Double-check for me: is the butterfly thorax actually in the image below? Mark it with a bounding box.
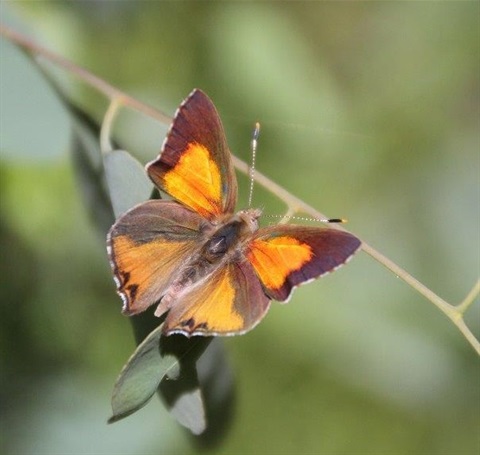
[185,207,262,275]
[154,207,262,316]
[204,207,262,260]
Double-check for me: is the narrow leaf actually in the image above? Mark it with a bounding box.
[109,323,213,425]
[158,335,213,435]
[159,338,234,440]
[169,389,206,436]
[104,149,152,219]
[70,111,114,234]
[108,324,177,423]
[194,339,235,446]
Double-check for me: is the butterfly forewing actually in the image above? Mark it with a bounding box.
[147,89,237,221]
[108,200,208,314]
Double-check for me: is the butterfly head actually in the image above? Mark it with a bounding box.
[236,207,262,234]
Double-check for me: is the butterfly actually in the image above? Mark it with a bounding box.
[107,89,361,337]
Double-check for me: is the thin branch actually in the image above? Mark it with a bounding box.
[2,23,478,355]
[454,317,480,356]
[456,280,480,315]
[100,98,122,154]
[0,24,171,125]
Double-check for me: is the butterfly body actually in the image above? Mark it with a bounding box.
[107,89,361,337]
[151,208,261,319]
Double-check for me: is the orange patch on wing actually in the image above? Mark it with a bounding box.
[173,267,244,333]
[163,142,222,218]
[112,235,186,310]
[247,237,313,291]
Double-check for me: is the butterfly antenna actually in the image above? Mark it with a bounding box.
[266,214,347,224]
[248,122,260,207]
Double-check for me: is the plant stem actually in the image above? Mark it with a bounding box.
[100,98,122,154]
[1,23,478,355]
[456,280,480,315]
[0,24,171,125]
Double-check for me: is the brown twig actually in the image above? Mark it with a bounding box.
[1,23,478,355]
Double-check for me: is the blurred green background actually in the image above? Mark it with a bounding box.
[1,2,479,454]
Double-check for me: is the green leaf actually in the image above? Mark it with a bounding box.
[195,339,234,446]
[109,324,213,427]
[104,149,153,219]
[159,338,235,441]
[69,108,115,234]
[108,324,176,423]
[168,389,206,435]
[156,334,211,435]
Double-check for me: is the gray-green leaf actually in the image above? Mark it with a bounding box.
[103,149,152,219]
[109,324,178,423]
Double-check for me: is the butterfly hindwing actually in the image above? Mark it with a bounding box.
[107,200,208,315]
[162,260,271,336]
[246,226,361,301]
[147,89,237,220]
